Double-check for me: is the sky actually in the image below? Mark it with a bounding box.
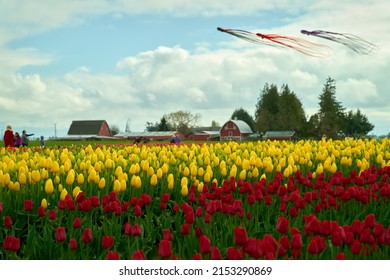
[1,0,390,139]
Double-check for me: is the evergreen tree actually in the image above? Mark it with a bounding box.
[344,109,374,137]
[318,77,345,139]
[254,83,280,133]
[231,107,255,130]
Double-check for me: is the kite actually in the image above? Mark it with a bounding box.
[217,27,330,58]
[300,29,377,55]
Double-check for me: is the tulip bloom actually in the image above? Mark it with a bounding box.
[4,216,13,227]
[159,239,172,258]
[73,217,82,228]
[181,223,190,235]
[163,229,173,241]
[226,247,242,260]
[48,209,57,220]
[276,217,289,234]
[37,206,45,218]
[107,251,120,260]
[102,236,114,249]
[211,246,222,260]
[199,235,211,254]
[24,200,33,212]
[234,227,248,246]
[55,227,67,242]
[131,224,141,236]
[2,236,20,252]
[132,250,146,260]
[70,238,78,251]
[82,228,93,243]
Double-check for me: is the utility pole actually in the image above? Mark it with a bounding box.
[54,123,57,138]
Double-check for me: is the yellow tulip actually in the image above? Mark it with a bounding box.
[45,178,54,195]
[60,188,68,200]
[113,179,121,192]
[72,186,81,198]
[66,170,75,186]
[150,174,158,186]
[239,169,246,181]
[31,170,41,183]
[77,173,85,185]
[41,198,48,209]
[120,179,127,191]
[19,172,27,185]
[98,177,106,189]
[181,185,188,197]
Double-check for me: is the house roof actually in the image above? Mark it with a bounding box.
[226,119,253,134]
[67,120,108,135]
[264,131,296,138]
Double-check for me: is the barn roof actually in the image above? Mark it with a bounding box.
[264,131,296,138]
[227,119,253,134]
[67,120,108,135]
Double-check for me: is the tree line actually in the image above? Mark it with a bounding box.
[142,77,374,139]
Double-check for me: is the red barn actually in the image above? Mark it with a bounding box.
[220,119,253,141]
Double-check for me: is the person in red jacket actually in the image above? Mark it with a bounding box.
[4,125,15,148]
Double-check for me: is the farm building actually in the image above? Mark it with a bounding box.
[186,126,221,141]
[64,120,113,140]
[220,119,253,141]
[264,131,297,141]
[114,131,184,142]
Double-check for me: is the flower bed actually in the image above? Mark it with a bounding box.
[1,138,390,259]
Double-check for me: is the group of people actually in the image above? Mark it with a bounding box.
[3,125,42,148]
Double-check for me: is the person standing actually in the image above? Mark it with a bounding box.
[22,130,34,147]
[14,132,22,148]
[4,125,14,148]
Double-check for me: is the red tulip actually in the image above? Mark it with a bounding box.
[48,209,57,220]
[360,228,375,244]
[226,247,242,260]
[82,228,93,243]
[244,237,264,259]
[276,217,289,234]
[192,253,202,260]
[234,226,248,246]
[180,223,190,235]
[195,206,203,217]
[107,250,120,260]
[307,236,326,255]
[159,239,172,258]
[102,235,114,249]
[132,250,146,260]
[141,193,152,205]
[2,236,20,252]
[351,240,362,255]
[364,214,376,228]
[123,222,132,235]
[73,217,82,228]
[163,229,173,241]
[55,227,67,242]
[4,216,13,227]
[134,205,142,216]
[24,199,33,212]
[199,235,211,254]
[70,238,78,250]
[336,252,346,260]
[131,224,141,236]
[161,193,170,203]
[211,246,222,260]
[331,229,344,246]
[195,227,203,238]
[291,233,303,249]
[37,206,45,217]
[289,207,298,218]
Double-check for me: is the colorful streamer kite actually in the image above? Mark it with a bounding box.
[300,29,377,55]
[217,27,330,58]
